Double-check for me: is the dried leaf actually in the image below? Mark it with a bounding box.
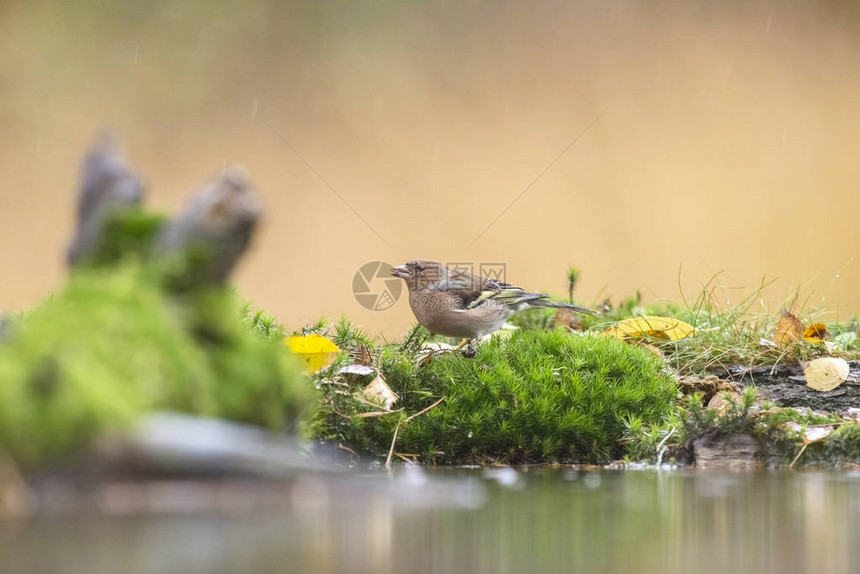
[604,316,695,341]
[551,308,583,331]
[284,334,340,373]
[357,344,374,366]
[707,391,742,414]
[635,341,663,357]
[415,342,457,366]
[773,309,804,348]
[803,323,829,343]
[803,357,850,392]
[363,373,398,410]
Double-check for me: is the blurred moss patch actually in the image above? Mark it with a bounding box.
[0,264,310,469]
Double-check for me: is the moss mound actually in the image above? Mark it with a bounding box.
[319,330,679,464]
[0,264,310,469]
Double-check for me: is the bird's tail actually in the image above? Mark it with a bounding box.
[528,299,596,315]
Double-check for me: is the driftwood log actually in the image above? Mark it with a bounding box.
[725,362,860,412]
[67,133,262,284]
[67,132,144,265]
[156,168,262,284]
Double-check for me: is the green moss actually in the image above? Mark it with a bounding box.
[0,264,311,469]
[316,330,678,465]
[76,208,167,268]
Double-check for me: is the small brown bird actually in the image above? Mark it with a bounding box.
[391,260,594,351]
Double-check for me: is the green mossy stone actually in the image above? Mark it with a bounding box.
[0,265,311,469]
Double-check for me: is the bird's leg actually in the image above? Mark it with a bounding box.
[460,338,477,358]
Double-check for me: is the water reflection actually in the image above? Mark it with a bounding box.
[2,469,860,573]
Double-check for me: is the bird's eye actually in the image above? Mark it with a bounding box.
[416,265,425,272]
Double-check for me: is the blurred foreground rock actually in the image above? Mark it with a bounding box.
[94,413,329,478]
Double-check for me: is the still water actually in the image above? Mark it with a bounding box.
[2,467,860,574]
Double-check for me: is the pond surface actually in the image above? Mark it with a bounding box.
[3,467,860,574]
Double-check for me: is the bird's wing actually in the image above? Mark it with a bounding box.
[435,281,546,310]
[468,285,548,309]
[433,267,548,310]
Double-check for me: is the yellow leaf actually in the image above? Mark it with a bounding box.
[803,357,850,392]
[604,316,695,341]
[284,334,340,373]
[803,323,829,344]
[773,309,804,348]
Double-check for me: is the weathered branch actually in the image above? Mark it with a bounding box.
[155,167,262,285]
[67,132,144,266]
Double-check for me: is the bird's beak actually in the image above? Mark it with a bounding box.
[391,265,410,279]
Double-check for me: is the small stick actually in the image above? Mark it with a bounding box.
[385,423,401,470]
[789,444,807,469]
[655,427,676,468]
[337,444,357,456]
[385,397,446,469]
[355,408,404,418]
[404,396,446,423]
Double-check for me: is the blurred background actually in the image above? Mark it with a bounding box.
[1,0,859,341]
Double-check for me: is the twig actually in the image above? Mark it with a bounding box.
[404,396,446,423]
[385,397,447,470]
[789,444,808,469]
[337,444,357,456]
[355,408,404,418]
[385,423,401,470]
[353,395,397,410]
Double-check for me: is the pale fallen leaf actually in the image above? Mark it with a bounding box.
[802,425,833,444]
[337,364,376,376]
[780,421,802,433]
[363,373,398,410]
[789,422,836,468]
[707,391,743,415]
[803,357,850,392]
[759,338,778,349]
